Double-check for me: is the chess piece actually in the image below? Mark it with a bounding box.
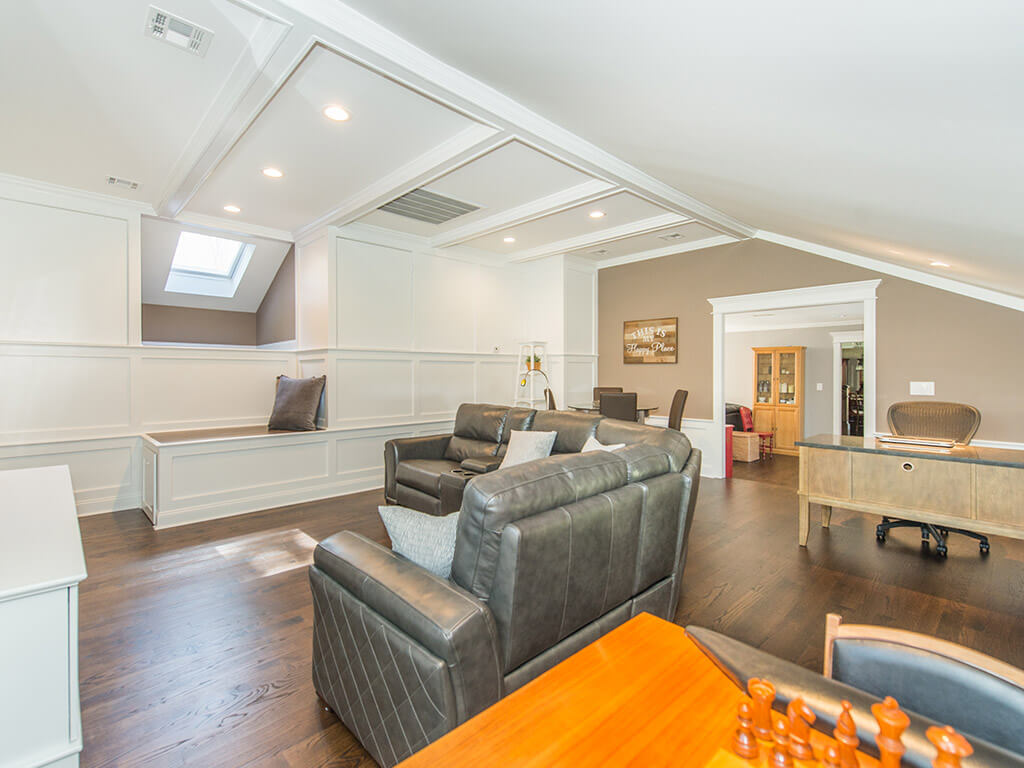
[787,696,816,761]
[872,696,910,768]
[734,700,760,759]
[823,745,842,768]
[927,725,973,768]
[772,716,795,768]
[834,700,860,768]
[748,677,777,741]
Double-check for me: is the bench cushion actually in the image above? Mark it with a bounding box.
[396,459,461,496]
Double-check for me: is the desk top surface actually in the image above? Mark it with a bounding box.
[798,433,1024,469]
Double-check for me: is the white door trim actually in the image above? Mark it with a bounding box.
[830,330,864,435]
[707,280,880,478]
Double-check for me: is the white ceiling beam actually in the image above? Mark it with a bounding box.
[173,212,295,244]
[508,213,690,263]
[155,9,296,218]
[292,124,506,243]
[429,179,615,249]
[595,234,738,270]
[275,0,757,240]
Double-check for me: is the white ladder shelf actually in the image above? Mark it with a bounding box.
[513,341,549,408]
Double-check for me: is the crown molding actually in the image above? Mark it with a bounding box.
[0,172,155,217]
[508,213,690,263]
[709,279,881,314]
[830,330,865,343]
[727,319,863,333]
[757,230,1024,313]
[595,234,737,270]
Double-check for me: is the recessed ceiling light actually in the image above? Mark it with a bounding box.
[589,210,605,219]
[930,260,951,268]
[888,249,903,255]
[262,167,283,178]
[223,204,241,214]
[503,236,516,244]
[323,105,350,122]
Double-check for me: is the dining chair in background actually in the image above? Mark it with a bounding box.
[593,386,623,402]
[668,389,688,431]
[544,387,557,410]
[599,392,638,422]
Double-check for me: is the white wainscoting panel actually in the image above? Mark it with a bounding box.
[475,263,525,354]
[336,237,414,349]
[413,253,477,352]
[334,357,415,425]
[169,440,330,500]
[0,197,129,345]
[477,359,517,404]
[417,359,475,419]
[565,264,597,355]
[564,356,598,408]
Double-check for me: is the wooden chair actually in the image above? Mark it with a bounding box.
[599,392,637,422]
[823,613,1024,756]
[667,389,688,430]
[593,386,623,402]
[544,387,557,410]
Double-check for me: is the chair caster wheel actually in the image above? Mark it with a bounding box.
[980,542,990,555]
[936,546,948,558]
[876,532,886,543]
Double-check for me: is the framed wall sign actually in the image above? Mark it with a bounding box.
[623,317,678,364]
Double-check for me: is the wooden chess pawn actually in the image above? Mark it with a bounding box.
[927,725,973,768]
[787,696,816,761]
[772,716,795,768]
[834,700,860,768]
[872,696,910,768]
[748,677,777,741]
[733,700,760,759]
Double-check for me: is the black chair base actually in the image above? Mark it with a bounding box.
[875,516,990,557]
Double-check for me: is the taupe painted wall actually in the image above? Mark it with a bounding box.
[142,247,295,346]
[598,239,1024,442]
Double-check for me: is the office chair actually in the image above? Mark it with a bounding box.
[593,386,623,402]
[668,389,688,431]
[876,401,987,556]
[543,387,556,410]
[824,613,1024,756]
[599,392,637,422]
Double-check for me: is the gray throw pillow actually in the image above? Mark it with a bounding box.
[378,506,459,579]
[499,429,557,469]
[268,375,325,431]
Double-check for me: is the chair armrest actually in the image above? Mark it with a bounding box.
[312,531,503,721]
[384,434,452,500]
[461,456,503,473]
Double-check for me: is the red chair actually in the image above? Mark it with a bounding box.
[739,406,773,460]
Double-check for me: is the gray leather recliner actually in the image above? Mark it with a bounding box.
[310,429,701,767]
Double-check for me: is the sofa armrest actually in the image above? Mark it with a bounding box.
[384,434,452,500]
[312,531,503,722]
[461,456,503,473]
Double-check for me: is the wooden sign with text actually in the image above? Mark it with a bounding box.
[623,317,677,364]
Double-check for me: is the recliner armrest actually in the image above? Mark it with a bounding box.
[312,531,503,721]
[385,434,452,500]
[461,456,502,473]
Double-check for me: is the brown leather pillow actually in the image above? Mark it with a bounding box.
[268,375,325,431]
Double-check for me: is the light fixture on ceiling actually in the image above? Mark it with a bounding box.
[930,260,951,268]
[888,249,903,255]
[503,236,516,243]
[588,210,605,219]
[223,204,241,214]
[322,105,350,122]
[262,167,283,179]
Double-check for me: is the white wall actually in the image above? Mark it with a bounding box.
[724,325,862,438]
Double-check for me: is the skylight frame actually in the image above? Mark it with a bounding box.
[165,230,255,299]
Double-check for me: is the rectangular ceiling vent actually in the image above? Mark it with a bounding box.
[107,176,140,191]
[657,231,686,241]
[378,188,479,225]
[146,6,213,57]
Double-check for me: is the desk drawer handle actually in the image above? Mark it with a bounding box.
[902,461,915,472]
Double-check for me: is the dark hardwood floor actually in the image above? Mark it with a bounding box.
[77,473,1024,767]
[730,453,799,487]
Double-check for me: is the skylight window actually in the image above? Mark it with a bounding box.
[165,231,254,298]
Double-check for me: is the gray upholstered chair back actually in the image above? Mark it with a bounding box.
[599,391,637,421]
[593,386,623,400]
[668,389,688,431]
[446,403,509,461]
[886,401,981,444]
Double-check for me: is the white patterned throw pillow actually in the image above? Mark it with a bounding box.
[378,506,460,579]
[581,435,626,453]
[499,429,557,469]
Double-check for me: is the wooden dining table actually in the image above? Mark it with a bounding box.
[568,402,659,422]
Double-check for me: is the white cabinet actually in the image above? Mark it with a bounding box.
[0,466,86,768]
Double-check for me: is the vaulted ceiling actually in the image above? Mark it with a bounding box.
[3,0,1022,304]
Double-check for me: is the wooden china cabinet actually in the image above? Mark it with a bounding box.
[751,346,805,456]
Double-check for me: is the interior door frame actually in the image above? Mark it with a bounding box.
[707,279,880,478]
[831,330,865,435]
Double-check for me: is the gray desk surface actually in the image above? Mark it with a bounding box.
[797,433,1024,470]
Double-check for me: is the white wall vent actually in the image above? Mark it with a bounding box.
[378,188,480,225]
[146,6,213,57]
[657,231,686,241]
[107,176,140,191]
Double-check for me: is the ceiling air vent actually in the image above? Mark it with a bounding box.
[107,176,140,191]
[378,188,480,225]
[146,6,213,57]
[657,231,687,241]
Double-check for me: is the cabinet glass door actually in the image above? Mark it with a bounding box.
[755,352,773,404]
[778,351,797,405]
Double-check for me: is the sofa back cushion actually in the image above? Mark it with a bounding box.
[595,419,693,472]
[531,410,602,453]
[445,403,508,461]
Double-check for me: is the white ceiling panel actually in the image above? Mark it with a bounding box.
[142,216,290,312]
[566,222,722,261]
[466,191,671,254]
[0,0,269,202]
[185,44,487,231]
[356,140,600,236]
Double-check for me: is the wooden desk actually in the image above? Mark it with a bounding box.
[398,613,878,768]
[797,434,1024,546]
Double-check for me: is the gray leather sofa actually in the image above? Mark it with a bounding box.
[310,420,700,767]
[385,402,687,515]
